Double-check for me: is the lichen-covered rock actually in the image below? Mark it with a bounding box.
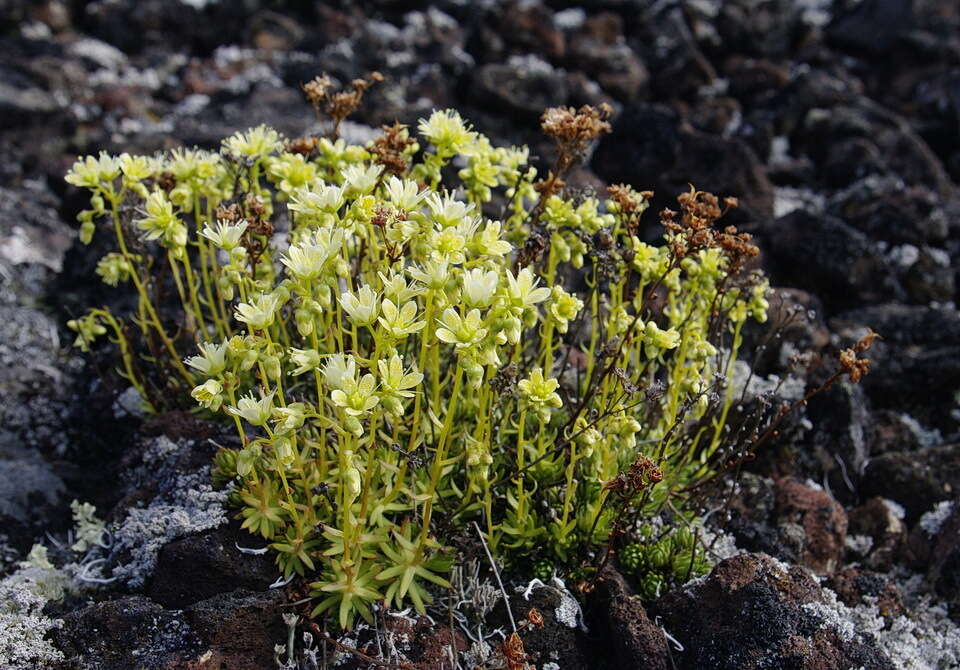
[53,596,201,670]
[825,567,906,622]
[0,575,64,669]
[107,436,229,588]
[862,446,960,523]
[653,553,895,669]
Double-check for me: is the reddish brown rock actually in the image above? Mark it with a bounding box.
[904,500,960,616]
[184,589,287,670]
[590,566,669,670]
[825,567,906,622]
[847,497,905,571]
[774,477,848,574]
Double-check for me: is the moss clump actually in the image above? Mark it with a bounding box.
[619,525,711,601]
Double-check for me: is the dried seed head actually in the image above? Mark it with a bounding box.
[526,608,545,628]
[603,454,663,499]
[369,122,416,176]
[302,71,384,136]
[540,104,613,147]
[285,136,319,156]
[501,632,531,670]
[215,202,242,223]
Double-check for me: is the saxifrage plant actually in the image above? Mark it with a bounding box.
[65,73,778,629]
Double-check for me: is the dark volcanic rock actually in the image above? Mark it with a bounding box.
[80,0,262,55]
[593,103,774,227]
[830,304,960,429]
[186,588,287,670]
[0,443,66,552]
[569,14,648,101]
[821,137,887,187]
[902,245,955,303]
[831,303,960,351]
[487,582,595,670]
[804,380,873,503]
[147,526,276,609]
[653,553,895,670]
[746,287,830,375]
[53,596,201,669]
[484,0,565,62]
[904,500,960,618]
[718,0,819,58]
[472,58,569,120]
[827,177,950,245]
[920,502,960,616]
[847,497,906,572]
[728,473,787,561]
[763,210,902,313]
[828,0,914,53]
[862,446,960,523]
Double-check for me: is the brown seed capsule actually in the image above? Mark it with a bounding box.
[501,632,531,670]
[526,608,545,628]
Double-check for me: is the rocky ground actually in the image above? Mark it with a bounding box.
[1,0,960,668]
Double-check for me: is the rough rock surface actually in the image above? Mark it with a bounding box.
[590,566,669,670]
[862,446,960,523]
[728,474,849,574]
[653,553,895,670]
[147,526,276,609]
[185,588,287,670]
[52,596,201,670]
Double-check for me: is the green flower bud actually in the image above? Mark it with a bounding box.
[344,467,362,504]
[80,218,96,245]
[236,444,262,477]
[295,307,314,337]
[273,436,295,466]
[262,354,282,381]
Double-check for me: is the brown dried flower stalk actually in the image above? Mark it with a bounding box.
[302,71,384,138]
